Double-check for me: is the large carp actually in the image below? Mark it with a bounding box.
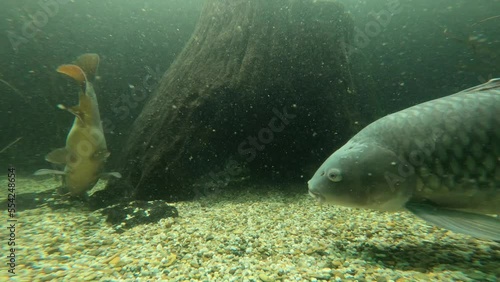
[308,79,500,241]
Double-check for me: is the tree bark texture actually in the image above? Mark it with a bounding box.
[100,0,357,203]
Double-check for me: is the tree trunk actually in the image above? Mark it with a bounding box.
[99,0,356,204]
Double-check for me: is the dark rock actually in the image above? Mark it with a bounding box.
[99,200,178,233]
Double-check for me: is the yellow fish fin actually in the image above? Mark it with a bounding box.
[57,64,87,92]
[45,147,70,164]
[92,149,110,161]
[57,104,86,124]
[73,53,100,81]
[99,172,122,179]
[57,64,86,83]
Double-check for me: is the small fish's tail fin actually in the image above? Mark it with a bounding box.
[73,53,100,81]
[57,64,87,90]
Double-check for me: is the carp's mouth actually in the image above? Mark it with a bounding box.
[308,190,325,203]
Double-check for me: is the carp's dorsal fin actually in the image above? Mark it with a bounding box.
[73,53,100,81]
[45,147,70,164]
[405,201,500,241]
[461,78,500,93]
[57,104,85,124]
[57,64,87,92]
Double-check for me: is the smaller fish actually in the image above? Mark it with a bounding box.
[34,54,121,197]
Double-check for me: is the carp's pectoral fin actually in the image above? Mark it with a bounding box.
[405,201,500,241]
[57,64,87,92]
[57,104,85,124]
[45,147,70,164]
[34,169,66,176]
[100,172,122,179]
[73,53,100,81]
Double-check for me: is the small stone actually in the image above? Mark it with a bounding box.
[333,270,344,279]
[305,248,315,255]
[311,273,331,280]
[72,245,85,252]
[43,267,55,274]
[156,244,163,251]
[203,251,214,258]
[109,256,121,265]
[89,249,102,256]
[56,255,70,261]
[53,270,66,278]
[165,253,177,267]
[190,259,200,268]
[102,238,114,245]
[346,268,356,275]
[259,272,274,282]
[40,274,57,281]
[115,257,129,267]
[88,214,101,224]
[321,268,332,274]
[332,260,343,268]
[46,247,60,255]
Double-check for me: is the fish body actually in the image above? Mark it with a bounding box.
[308,79,500,240]
[35,54,120,197]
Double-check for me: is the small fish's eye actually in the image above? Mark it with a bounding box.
[327,168,342,182]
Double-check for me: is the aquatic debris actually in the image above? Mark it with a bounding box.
[0,137,22,154]
[471,15,500,27]
[0,78,27,102]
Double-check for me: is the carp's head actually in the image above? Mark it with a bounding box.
[307,141,413,211]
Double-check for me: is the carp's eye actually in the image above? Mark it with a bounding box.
[327,168,342,182]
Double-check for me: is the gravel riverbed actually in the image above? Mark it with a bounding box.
[2,177,499,281]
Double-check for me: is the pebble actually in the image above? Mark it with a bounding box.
[332,260,343,268]
[258,272,274,282]
[85,273,97,280]
[109,256,121,266]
